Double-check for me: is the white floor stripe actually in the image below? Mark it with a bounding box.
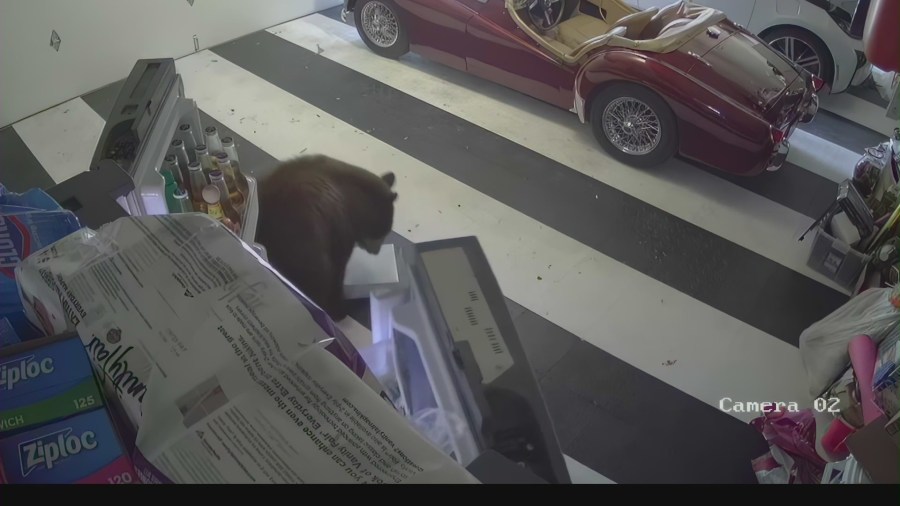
[12,98,105,183]
[268,14,849,295]
[821,92,897,137]
[788,129,857,184]
[175,49,812,423]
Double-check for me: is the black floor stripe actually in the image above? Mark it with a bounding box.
[211,31,848,346]
[800,108,887,155]
[81,80,769,483]
[348,233,767,484]
[313,9,850,219]
[0,126,55,192]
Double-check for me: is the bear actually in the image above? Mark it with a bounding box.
[256,154,397,321]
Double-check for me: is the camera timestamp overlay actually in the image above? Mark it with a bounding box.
[718,397,840,414]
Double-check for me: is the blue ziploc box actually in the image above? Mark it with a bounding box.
[0,318,21,348]
[0,335,103,435]
[0,407,137,484]
[0,210,81,341]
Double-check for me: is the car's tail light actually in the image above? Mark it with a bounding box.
[771,127,787,145]
[811,75,826,92]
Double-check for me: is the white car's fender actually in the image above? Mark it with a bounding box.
[745,0,864,93]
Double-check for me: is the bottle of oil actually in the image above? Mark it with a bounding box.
[202,185,239,234]
[188,161,208,212]
[209,170,243,229]
[212,152,244,207]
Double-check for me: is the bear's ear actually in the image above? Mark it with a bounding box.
[391,192,398,202]
[381,172,396,187]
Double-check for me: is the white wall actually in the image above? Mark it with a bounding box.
[0,0,341,127]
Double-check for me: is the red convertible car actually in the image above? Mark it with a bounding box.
[341,0,825,175]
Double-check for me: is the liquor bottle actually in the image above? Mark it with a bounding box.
[213,152,244,207]
[175,123,198,160]
[209,170,243,228]
[172,187,193,213]
[162,169,181,214]
[221,136,250,197]
[194,144,214,176]
[169,139,190,172]
[202,185,239,234]
[188,161,208,212]
[204,126,223,155]
[163,154,186,188]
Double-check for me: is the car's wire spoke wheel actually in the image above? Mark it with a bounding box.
[601,97,661,156]
[769,36,821,76]
[361,1,399,48]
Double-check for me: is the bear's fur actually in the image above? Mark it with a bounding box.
[257,154,397,321]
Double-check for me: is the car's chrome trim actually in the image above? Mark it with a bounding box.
[766,140,790,172]
[341,8,350,23]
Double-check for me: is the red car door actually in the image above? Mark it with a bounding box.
[464,0,576,109]
[395,0,479,71]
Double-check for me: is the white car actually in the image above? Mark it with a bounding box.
[634,0,872,93]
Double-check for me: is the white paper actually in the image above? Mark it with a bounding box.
[16,214,477,484]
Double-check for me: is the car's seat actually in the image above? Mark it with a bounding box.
[640,1,687,39]
[608,7,658,39]
[557,14,611,48]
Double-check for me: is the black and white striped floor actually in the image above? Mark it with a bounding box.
[0,6,891,483]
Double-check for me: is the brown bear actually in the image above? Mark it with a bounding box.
[256,154,397,321]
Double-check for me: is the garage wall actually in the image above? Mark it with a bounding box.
[0,0,340,127]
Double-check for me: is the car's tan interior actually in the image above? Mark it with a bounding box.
[507,0,727,65]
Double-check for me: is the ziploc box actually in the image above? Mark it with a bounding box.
[0,407,137,484]
[0,335,103,435]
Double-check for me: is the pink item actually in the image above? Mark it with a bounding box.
[821,416,854,458]
[848,334,880,424]
[751,409,827,484]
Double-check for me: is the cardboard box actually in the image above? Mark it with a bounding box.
[0,334,103,435]
[0,407,136,484]
[846,415,900,484]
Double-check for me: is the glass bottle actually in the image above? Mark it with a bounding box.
[163,154,185,188]
[188,161,208,212]
[169,139,190,173]
[175,123,198,159]
[221,136,250,197]
[172,187,192,214]
[213,152,244,207]
[162,169,180,214]
[204,126,223,155]
[209,170,243,229]
[194,143,214,176]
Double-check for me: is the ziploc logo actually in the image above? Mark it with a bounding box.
[18,427,98,476]
[0,215,30,279]
[0,355,54,391]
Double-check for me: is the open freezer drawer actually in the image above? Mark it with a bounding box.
[91,58,260,247]
[368,237,570,484]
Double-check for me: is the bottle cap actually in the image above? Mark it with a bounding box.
[202,185,221,204]
[209,170,224,181]
[188,160,202,170]
[205,126,217,135]
[174,188,188,199]
[222,136,234,146]
[215,152,229,161]
[194,144,208,152]
[164,154,177,163]
[170,138,184,148]
[178,123,192,131]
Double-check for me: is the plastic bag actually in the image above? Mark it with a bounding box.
[750,409,827,484]
[799,287,899,396]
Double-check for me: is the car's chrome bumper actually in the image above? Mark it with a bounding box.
[766,140,790,172]
[799,94,819,124]
[341,8,350,22]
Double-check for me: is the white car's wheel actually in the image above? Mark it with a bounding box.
[763,27,835,87]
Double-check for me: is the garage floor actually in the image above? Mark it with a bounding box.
[0,6,891,483]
